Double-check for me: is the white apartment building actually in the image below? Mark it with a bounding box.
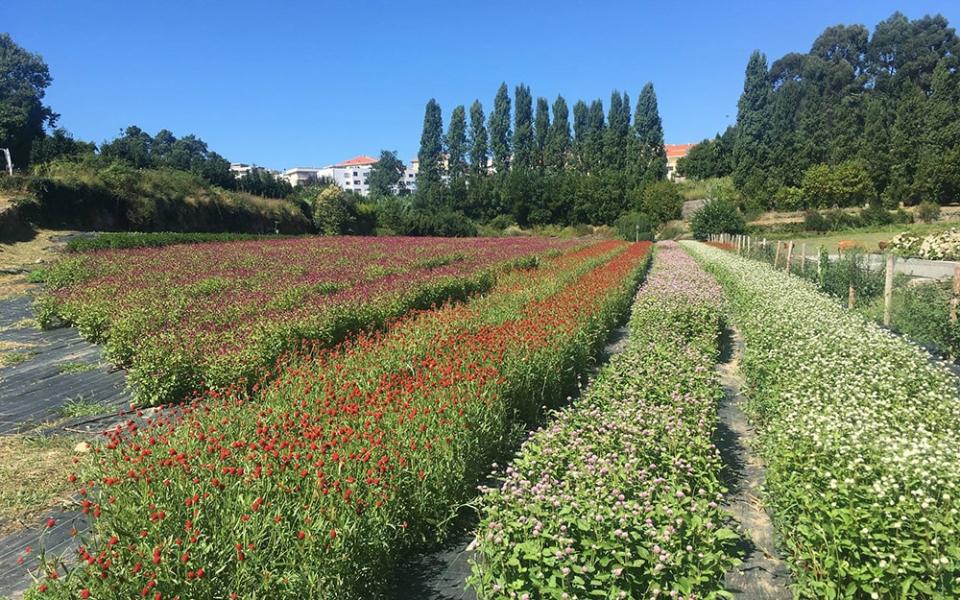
[284,155,421,196]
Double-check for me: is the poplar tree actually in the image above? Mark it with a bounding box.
[489,83,512,174]
[446,105,467,180]
[417,98,444,194]
[468,100,489,176]
[572,100,590,173]
[545,95,570,171]
[585,99,606,173]
[633,82,667,182]
[512,84,534,171]
[534,97,550,170]
[604,90,630,171]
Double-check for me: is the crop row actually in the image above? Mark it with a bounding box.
[469,242,740,599]
[31,241,652,599]
[686,241,960,598]
[35,236,575,405]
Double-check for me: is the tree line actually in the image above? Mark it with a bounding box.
[0,33,291,198]
[361,81,678,232]
[679,12,960,212]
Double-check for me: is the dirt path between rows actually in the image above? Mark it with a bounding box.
[715,327,793,599]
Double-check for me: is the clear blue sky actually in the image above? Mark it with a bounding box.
[5,1,959,170]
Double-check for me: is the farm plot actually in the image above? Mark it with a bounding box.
[469,242,739,599]
[26,241,652,599]
[34,236,574,406]
[686,241,960,598]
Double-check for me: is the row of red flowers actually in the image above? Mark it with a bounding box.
[30,240,651,599]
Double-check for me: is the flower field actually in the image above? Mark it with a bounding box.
[469,242,740,599]
[35,236,574,405]
[29,240,652,599]
[686,242,960,598]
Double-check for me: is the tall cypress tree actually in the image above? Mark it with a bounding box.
[468,100,489,177]
[512,84,534,171]
[489,83,512,174]
[545,95,570,171]
[585,99,606,173]
[446,105,467,180]
[733,52,773,199]
[534,97,550,170]
[633,82,667,182]
[603,90,631,171]
[417,98,444,193]
[572,100,590,173]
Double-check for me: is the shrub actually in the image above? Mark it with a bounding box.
[801,160,876,208]
[690,198,745,240]
[613,211,655,241]
[803,209,829,232]
[859,204,894,227]
[916,200,941,223]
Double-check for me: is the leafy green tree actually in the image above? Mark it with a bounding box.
[512,84,534,171]
[632,83,667,182]
[534,97,550,170]
[545,95,570,172]
[446,105,467,180]
[416,98,444,195]
[100,126,154,168]
[0,33,58,168]
[690,198,746,239]
[489,83,512,174]
[468,100,488,176]
[367,150,406,197]
[634,180,683,224]
[29,128,95,164]
[800,160,876,207]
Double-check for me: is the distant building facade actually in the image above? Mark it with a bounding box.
[665,143,696,181]
[284,155,422,196]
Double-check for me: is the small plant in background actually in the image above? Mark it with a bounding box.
[690,198,745,240]
[915,200,941,224]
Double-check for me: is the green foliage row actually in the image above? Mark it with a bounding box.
[11,156,310,234]
[689,241,960,598]
[64,232,291,252]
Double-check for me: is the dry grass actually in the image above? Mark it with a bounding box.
[0,340,39,367]
[0,228,71,271]
[0,435,91,536]
[0,274,33,300]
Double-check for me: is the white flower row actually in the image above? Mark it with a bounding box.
[684,241,960,598]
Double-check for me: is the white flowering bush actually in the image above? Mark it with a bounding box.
[888,228,960,261]
[469,243,740,599]
[686,241,960,599]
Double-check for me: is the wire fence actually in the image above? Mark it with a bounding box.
[706,233,960,362]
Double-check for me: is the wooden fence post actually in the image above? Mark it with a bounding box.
[848,283,856,309]
[883,253,895,327]
[951,265,960,324]
[785,241,794,273]
[800,243,806,273]
[774,241,782,268]
[747,236,751,256]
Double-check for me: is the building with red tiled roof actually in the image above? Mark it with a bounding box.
[665,143,696,181]
[335,155,379,168]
